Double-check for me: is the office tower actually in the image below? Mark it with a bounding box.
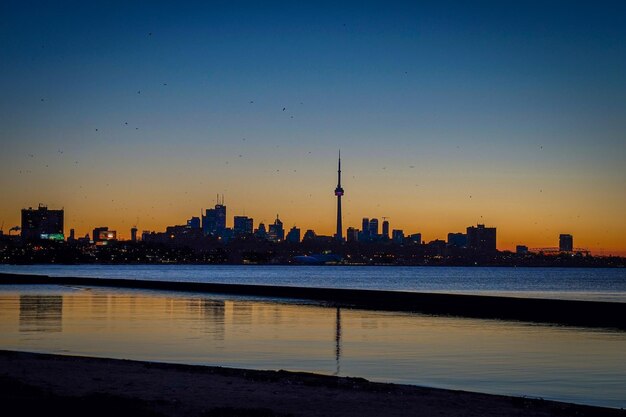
[447,232,468,248]
[286,226,301,243]
[21,205,64,241]
[369,218,379,238]
[559,234,573,252]
[202,198,227,236]
[130,227,138,242]
[516,245,529,254]
[382,220,390,240]
[392,229,404,244]
[255,223,267,239]
[466,224,497,253]
[234,216,254,236]
[408,233,422,244]
[214,203,226,234]
[302,229,317,242]
[360,218,370,242]
[68,228,75,242]
[346,227,359,243]
[268,215,284,242]
[186,217,201,229]
[334,151,344,242]
[361,218,370,233]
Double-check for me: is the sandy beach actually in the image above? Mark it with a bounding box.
[1,350,623,417]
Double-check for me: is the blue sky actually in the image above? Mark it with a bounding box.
[1,1,625,252]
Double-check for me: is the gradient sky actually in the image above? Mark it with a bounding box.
[1,1,625,254]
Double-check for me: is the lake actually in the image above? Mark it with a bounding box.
[0,284,624,408]
[1,264,625,302]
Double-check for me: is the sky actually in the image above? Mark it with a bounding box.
[1,1,625,254]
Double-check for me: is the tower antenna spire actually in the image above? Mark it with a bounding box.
[334,150,344,242]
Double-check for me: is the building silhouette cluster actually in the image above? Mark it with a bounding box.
[2,155,618,266]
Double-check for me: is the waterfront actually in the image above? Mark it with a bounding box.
[1,284,625,408]
[1,264,625,302]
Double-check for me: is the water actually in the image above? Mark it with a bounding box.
[0,284,624,408]
[1,264,625,302]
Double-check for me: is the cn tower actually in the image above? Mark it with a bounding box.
[334,151,344,242]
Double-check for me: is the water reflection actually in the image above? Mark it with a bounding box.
[335,307,342,376]
[1,286,625,409]
[19,295,62,333]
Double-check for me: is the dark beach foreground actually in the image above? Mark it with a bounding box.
[1,350,624,417]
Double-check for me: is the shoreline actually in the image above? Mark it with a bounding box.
[1,262,625,268]
[1,350,623,417]
[1,272,626,329]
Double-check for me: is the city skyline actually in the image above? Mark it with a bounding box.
[5,154,603,255]
[2,150,624,255]
[1,2,625,255]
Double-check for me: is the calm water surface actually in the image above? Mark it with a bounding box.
[0,284,625,408]
[1,265,625,302]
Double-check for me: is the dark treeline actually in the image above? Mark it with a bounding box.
[1,235,624,267]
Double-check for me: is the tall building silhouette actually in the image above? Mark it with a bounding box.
[467,224,497,253]
[382,219,390,240]
[334,151,344,242]
[203,196,226,236]
[234,216,253,235]
[369,218,379,238]
[21,205,64,241]
[268,215,284,242]
[559,234,573,252]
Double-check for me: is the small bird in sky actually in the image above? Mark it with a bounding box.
[282,107,286,111]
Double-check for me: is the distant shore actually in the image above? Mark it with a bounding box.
[2,272,625,329]
[1,350,623,417]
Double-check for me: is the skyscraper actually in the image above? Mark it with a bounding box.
[286,226,301,243]
[234,216,253,236]
[559,234,573,252]
[382,220,390,240]
[360,218,370,242]
[268,215,284,242]
[369,218,379,238]
[334,151,344,242]
[202,198,227,236]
